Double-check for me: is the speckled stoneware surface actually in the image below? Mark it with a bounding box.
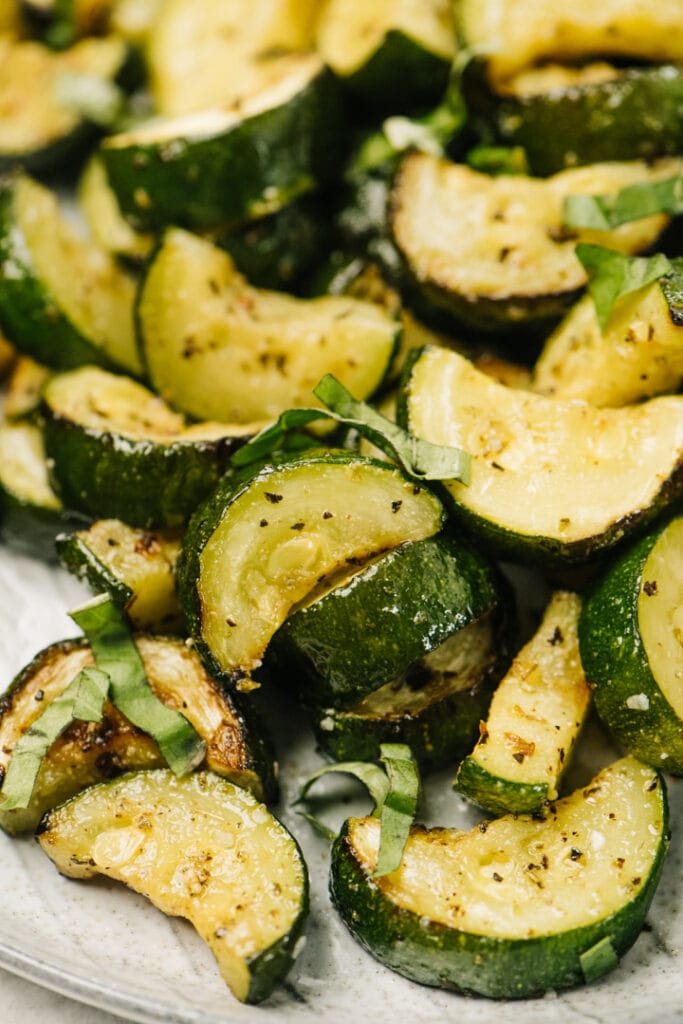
[0,550,681,1024]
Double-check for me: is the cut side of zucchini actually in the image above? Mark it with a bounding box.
[56,519,183,632]
[78,156,154,264]
[313,614,503,769]
[390,153,679,334]
[149,0,319,116]
[457,0,683,87]
[579,515,683,774]
[330,756,668,998]
[0,34,133,171]
[0,174,142,376]
[271,530,508,709]
[37,769,307,1003]
[315,0,455,110]
[399,345,683,566]
[455,591,590,814]
[532,267,683,406]
[177,450,445,683]
[4,356,51,421]
[41,367,256,529]
[0,635,277,834]
[137,227,399,423]
[100,54,343,232]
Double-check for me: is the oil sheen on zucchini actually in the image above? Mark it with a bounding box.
[37,769,307,1003]
[532,265,683,407]
[100,54,342,232]
[0,635,277,834]
[137,228,399,423]
[330,757,668,999]
[399,346,683,566]
[579,515,683,774]
[41,367,256,529]
[177,449,445,684]
[315,0,455,111]
[271,530,507,709]
[56,519,183,632]
[390,153,680,334]
[0,174,142,376]
[455,592,590,814]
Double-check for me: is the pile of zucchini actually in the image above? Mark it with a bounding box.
[1,0,683,1008]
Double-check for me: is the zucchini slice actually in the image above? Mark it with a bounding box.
[0,420,74,561]
[78,156,154,264]
[177,449,445,684]
[465,60,683,176]
[148,0,319,116]
[330,757,668,999]
[399,345,683,566]
[41,366,256,529]
[4,356,51,421]
[56,519,183,632]
[579,515,683,774]
[100,54,343,232]
[390,153,680,334]
[532,264,683,406]
[455,591,590,814]
[313,614,503,769]
[315,0,455,111]
[0,34,134,171]
[0,635,277,834]
[457,0,683,87]
[0,174,142,376]
[271,530,508,709]
[37,769,307,1003]
[137,228,399,423]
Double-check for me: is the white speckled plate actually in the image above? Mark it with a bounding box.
[0,549,681,1024]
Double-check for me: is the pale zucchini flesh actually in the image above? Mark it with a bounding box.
[637,518,683,724]
[400,346,683,564]
[137,228,399,423]
[455,591,591,813]
[37,769,308,1003]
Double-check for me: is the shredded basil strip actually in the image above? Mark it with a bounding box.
[296,743,419,877]
[231,374,471,484]
[467,145,529,177]
[579,936,619,984]
[564,174,683,231]
[69,594,206,775]
[0,666,110,811]
[575,244,672,331]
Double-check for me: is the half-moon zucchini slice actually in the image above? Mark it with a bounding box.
[330,756,668,998]
[37,769,307,1003]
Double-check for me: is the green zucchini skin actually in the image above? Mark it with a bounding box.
[270,531,508,709]
[464,61,683,177]
[100,66,344,232]
[454,759,547,816]
[579,518,683,773]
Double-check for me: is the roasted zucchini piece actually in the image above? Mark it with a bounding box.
[315,0,455,112]
[0,174,142,376]
[3,356,51,421]
[0,34,135,171]
[37,769,306,1003]
[137,227,399,423]
[0,420,76,561]
[399,346,683,566]
[78,155,154,264]
[56,519,183,632]
[313,615,503,769]
[390,153,679,334]
[177,449,445,684]
[0,635,277,833]
[330,757,668,998]
[148,0,319,116]
[455,592,590,814]
[456,0,683,87]
[41,366,256,529]
[532,264,683,406]
[100,54,343,232]
[271,530,508,709]
[464,60,683,176]
[579,515,683,774]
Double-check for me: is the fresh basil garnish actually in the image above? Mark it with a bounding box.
[564,174,683,231]
[575,244,672,331]
[580,936,619,984]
